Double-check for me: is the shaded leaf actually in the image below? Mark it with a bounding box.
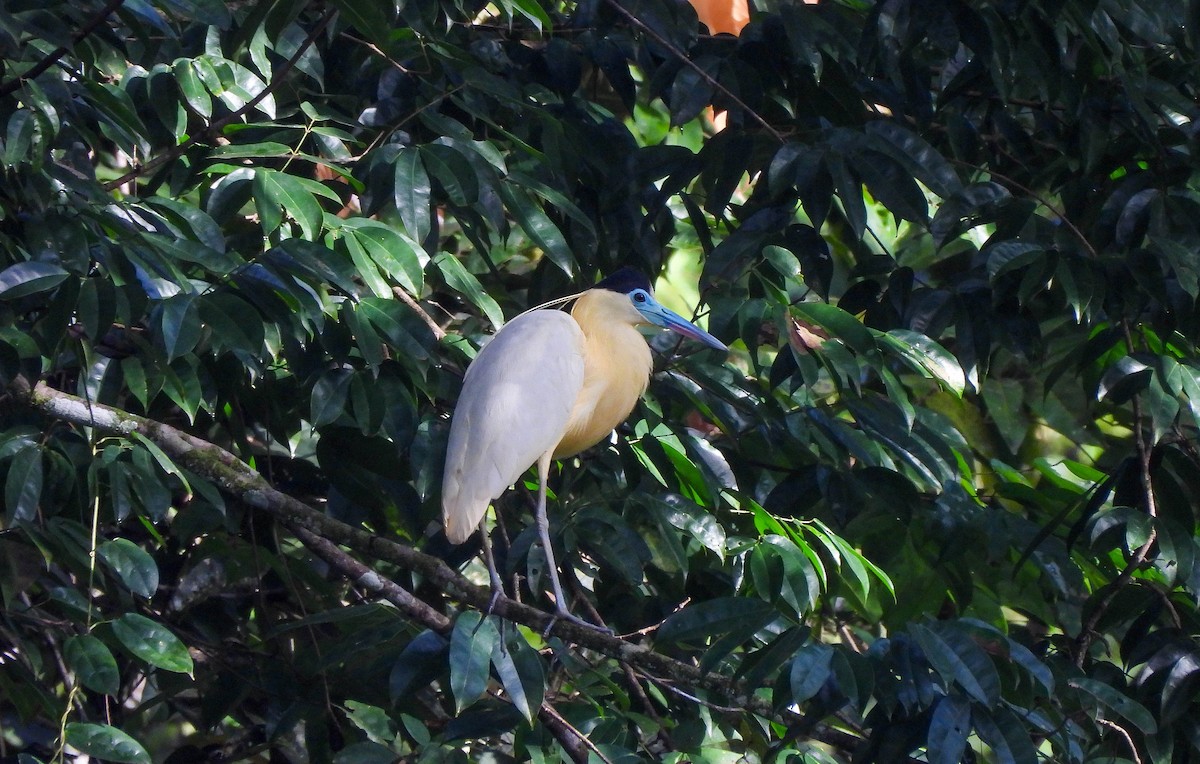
[5,445,42,522]
[111,613,194,674]
[0,262,69,300]
[657,597,776,645]
[65,635,120,695]
[789,642,834,703]
[449,612,500,714]
[64,723,150,764]
[1069,677,1157,734]
[98,538,159,599]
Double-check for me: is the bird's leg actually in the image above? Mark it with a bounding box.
[478,517,505,615]
[535,453,610,635]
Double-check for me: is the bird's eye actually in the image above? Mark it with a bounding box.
[632,290,648,303]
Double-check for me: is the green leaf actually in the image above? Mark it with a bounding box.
[1097,356,1152,404]
[108,462,134,522]
[174,58,211,118]
[865,121,962,199]
[0,262,69,300]
[449,611,500,714]
[789,642,834,703]
[343,220,426,294]
[64,723,150,764]
[910,623,1000,706]
[208,142,295,159]
[390,630,448,702]
[930,181,1011,246]
[971,706,1037,764]
[986,242,1045,282]
[253,169,324,240]
[879,330,966,397]
[927,695,971,764]
[668,56,719,127]
[5,445,43,522]
[153,0,232,28]
[498,184,575,276]
[357,298,429,363]
[434,253,505,329]
[311,368,353,427]
[130,432,192,498]
[98,538,159,599]
[750,535,823,615]
[492,629,545,723]
[421,143,479,206]
[342,230,391,298]
[111,613,194,674]
[394,147,432,243]
[1068,678,1157,734]
[65,635,120,695]
[792,302,878,359]
[329,0,392,43]
[333,742,399,764]
[656,597,776,645]
[159,294,200,361]
[498,0,552,30]
[343,700,396,745]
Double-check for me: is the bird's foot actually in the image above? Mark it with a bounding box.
[542,608,613,638]
[485,586,504,616]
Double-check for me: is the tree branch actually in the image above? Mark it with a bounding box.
[290,524,451,632]
[392,286,446,341]
[0,0,125,98]
[10,375,871,756]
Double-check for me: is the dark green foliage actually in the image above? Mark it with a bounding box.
[2,0,1200,762]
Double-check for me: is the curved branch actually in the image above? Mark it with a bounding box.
[0,0,125,98]
[10,375,872,756]
[9,377,707,672]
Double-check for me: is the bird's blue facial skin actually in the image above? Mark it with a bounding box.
[627,289,728,352]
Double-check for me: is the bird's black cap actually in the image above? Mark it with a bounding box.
[593,267,652,294]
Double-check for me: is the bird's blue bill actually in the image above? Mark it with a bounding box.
[633,291,728,352]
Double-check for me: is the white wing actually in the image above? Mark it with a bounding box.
[441,311,585,544]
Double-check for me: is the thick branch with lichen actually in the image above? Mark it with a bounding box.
[9,379,740,692]
[9,375,881,756]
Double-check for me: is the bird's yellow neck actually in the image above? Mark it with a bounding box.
[552,290,653,458]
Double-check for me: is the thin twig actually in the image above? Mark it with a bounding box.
[0,0,125,98]
[392,286,446,340]
[1097,718,1142,764]
[102,6,336,191]
[601,0,784,144]
[634,672,743,714]
[539,702,614,764]
[1074,320,1158,667]
[620,660,674,749]
[948,158,1098,259]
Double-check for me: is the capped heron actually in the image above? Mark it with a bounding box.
[441,269,727,625]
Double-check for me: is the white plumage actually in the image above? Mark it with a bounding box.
[438,271,726,625]
[441,310,585,544]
